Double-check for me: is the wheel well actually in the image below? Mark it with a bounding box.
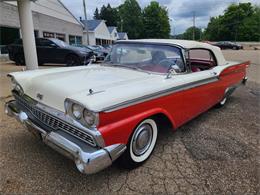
[150,113,173,131]
[66,53,79,59]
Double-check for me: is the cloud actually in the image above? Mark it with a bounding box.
[61,0,259,34]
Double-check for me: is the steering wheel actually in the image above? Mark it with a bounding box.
[158,59,176,68]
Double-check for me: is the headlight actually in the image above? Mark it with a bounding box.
[11,77,24,95]
[83,109,97,127]
[71,103,82,119]
[65,99,99,129]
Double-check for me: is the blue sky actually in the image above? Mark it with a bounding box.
[61,0,259,35]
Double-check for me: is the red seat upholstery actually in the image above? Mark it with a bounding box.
[191,66,201,72]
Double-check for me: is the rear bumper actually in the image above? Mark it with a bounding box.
[5,100,126,174]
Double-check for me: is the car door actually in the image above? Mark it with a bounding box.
[37,38,61,63]
[176,49,223,125]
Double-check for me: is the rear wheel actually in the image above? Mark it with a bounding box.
[65,54,80,66]
[14,54,25,65]
[216,97,227,108]
[118,118,158,169]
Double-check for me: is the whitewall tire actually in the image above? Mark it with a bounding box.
[118,118,158,169]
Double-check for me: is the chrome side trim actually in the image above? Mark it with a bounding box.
[102,76,219,112]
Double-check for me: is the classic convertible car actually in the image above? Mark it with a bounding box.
[5,39,249,174]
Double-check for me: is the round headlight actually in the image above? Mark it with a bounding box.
[12,82,24,95]
[83,109,96,127]
[71,103,82,119]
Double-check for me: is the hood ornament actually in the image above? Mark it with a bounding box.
[89,89,94,94]
[36,93,43,100]
[87,89,105,96]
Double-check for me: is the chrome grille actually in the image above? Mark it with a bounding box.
[14,94,96,147]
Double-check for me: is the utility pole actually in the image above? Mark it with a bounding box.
[83,0,89,45]
[120,18,123,32]
[192,11,196,40]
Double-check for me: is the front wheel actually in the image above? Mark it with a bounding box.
[65,55,80,66]
[118,118,158,169]
[15,54,25,65]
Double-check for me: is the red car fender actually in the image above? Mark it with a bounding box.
[98,107,176,146]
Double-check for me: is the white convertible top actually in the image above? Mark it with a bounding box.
[117,39,227,65]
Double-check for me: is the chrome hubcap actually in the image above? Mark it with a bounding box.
[132,124,153,156]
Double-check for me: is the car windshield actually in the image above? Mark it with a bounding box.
[87,46,98,51]
[103,43,185,74]
[50,38,70,48]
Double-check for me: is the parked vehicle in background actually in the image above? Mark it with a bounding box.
[5,39,249,174]
[84,45,107,61]
[214,41,243,50]
[102,44,112,53]
[7,38,94,66]
[91,45,110,56]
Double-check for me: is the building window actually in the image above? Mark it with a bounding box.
[43,32,66,41]
[43,31,55,38]
[69,35,82,46]
[56,33,66,41]
[0,26,20,54]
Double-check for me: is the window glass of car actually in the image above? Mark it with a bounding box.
[50,38,69,48]
[38,39,57,47]
[189,49,213,61]
[104,43,185,74]
[186,49,217,71]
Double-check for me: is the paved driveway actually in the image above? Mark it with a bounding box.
[0,50,259,194]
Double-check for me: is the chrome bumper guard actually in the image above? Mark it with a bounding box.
[5,100,126,174]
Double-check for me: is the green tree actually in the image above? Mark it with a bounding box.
[182,27,202,40]
[142,1,170,38]
[99,4,119,26]
[118,0,143,39]
[93,8,100,19]
[204,3,260,41]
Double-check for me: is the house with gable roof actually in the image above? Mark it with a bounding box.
[81,19,113,45]
[108,26,119,42]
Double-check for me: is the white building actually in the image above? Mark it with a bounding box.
[81,19,114,45]
[0,0,129,54]
[0,0,84,53]
[118,32,128,40]
[108,26,119,42]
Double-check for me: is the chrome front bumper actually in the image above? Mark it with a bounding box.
[5,100,126,174]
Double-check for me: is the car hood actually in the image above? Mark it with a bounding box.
[10,65,164,112]
[67,45,91,53]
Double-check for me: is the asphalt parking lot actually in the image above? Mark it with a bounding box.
[0,50,259,194]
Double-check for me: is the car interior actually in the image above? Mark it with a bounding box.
[187,49,217,72]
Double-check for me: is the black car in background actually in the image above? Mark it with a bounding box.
[214,41,243,50]
[7,38,94,66]
[75,45,108,61]
[91,45,111,55]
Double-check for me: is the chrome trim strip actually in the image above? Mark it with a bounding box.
[102,76,219,112]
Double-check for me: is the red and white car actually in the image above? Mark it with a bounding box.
[5,39,249,174]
